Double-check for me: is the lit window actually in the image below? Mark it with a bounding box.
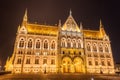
[36,52,39,56]
[43,52,47,56]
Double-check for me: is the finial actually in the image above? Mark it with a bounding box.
[100,19,103,28]
[69,9,72,16]
[23,8,28,22]
[80,22,83,31]
[58,19,61,27]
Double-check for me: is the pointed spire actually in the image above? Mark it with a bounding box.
[23,9,27,22]
[100,19,103,28]
[99,19,106,36]
[69,9,72,16]
[58,19,61,27]
[22,9,28,26]
[17,25,21,33]
[80,22,83,32]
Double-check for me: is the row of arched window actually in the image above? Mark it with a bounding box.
[88,60,111,66]
[19,38,56,49]
[17,50,56,56]
[61,38,82,48]
[17,58,55,65]
[86,43,110,53]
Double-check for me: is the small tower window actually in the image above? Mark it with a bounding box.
[28,39,32,48]
[19,39,24,48]
[36,40,40,49]
[44,40,48,49]
[51,41,55,49]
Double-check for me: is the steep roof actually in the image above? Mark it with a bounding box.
[83,29,104,39]
[26,23,59,36]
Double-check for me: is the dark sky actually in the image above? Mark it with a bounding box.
[0,0,120,66]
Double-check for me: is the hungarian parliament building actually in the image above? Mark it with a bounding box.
[5,10,115,74]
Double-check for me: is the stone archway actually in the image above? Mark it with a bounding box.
[62,57,72,73]
[73,57,85,73]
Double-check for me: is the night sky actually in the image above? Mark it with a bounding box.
[0,0,120,66]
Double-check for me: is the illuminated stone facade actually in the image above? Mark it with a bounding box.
[5,10,115,74]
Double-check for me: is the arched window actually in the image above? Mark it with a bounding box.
[19,39,24,48]
[36,40,40,49]
[51,41,55,49]
[44,40,48,49]
[28,39,32,48]
[95,61,98,66]
[78,43,81,48]
[87,43,91,51]
[73,40,76,48]
[78,40,81,48]
[107,61,111,66]
[99,44,103,52]
[62,39,66,47]
[105,45,109,52]
[67,39,71,48]
[62,41,65,47]
[93,44,97,52]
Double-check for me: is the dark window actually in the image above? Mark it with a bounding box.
[102,61,105,66]
[107,61,111,66]
[43,59,47,64]
[95,61,98,66]
[93,44,97,52]
[36,40,40,48]
[17,58,22,64]
[51,59,55,65]
[51,41,55,49]
[44,40,48,49]
[87,44,91,51]
[89,61,92,65]
[35,59,39,64]
[28,39,32,48]
[19,39,24,48]
[26,58,30,64]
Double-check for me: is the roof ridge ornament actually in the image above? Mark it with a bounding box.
[69,9,72,16]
